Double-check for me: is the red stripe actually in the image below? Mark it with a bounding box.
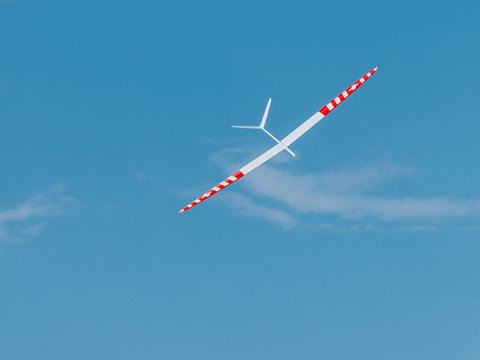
[319,106,330,116]
[232,171,244,179]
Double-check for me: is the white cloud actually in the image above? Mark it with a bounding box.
[219,192,297,228]
[209,150,480,230]
[0,186,76,244]
[241,164,480,222]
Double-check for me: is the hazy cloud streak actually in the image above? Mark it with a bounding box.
[0,186,76,244]
[219,191,297,228]
[244,164,480,221]
[209,148,480,228]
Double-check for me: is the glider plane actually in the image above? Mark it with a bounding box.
[179,67,379,213]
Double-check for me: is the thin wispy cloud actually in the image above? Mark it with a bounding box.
[244,165,480,221]
[219,192,297,229]
[395,225,437,232]
[0,186,77,245]
[209,149,480,230]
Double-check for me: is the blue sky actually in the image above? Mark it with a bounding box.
[1,0,479,359]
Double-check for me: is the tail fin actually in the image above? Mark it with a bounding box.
[232,98,271,129]
[231,98,295,157]
[259,97,271,128]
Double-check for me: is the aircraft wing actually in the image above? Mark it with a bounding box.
[179,66,379,213]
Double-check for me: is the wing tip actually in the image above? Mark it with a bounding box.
[178,171,245,214]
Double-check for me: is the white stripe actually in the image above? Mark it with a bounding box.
[360,78,365,83]
[212,187,220,191]
[227,176,236,181]
[342,91,348,98]
[334,97,340,104]
[220,181,228,186]
[327,103,334,110]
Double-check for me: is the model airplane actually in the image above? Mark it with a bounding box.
[179,67,379,213]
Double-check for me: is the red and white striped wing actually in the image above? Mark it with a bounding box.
[179,66,379,213]
[179,171,245,213]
